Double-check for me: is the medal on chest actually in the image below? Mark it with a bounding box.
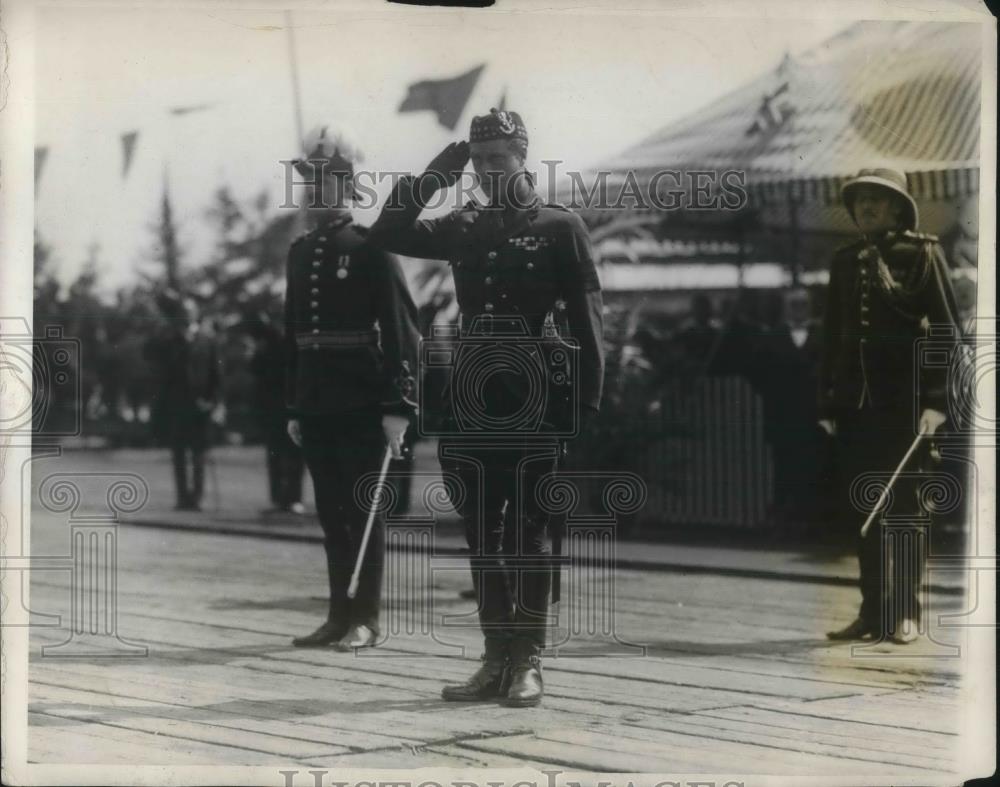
[337,254,350,279]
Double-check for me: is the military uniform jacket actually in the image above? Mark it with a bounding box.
[368,176,605,415]
[818,230,962,419]
[284,214,419,418]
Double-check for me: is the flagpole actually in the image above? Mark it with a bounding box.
[285,10,305,147]
[783,51,800,287]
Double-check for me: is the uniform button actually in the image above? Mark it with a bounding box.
[310,301,319,308]
[311,288,319,294]
[527,263,535,270]
[310,274,319,281]
[318,236,327,242]
[312,261,321,268]
[487,251,497,260]
[485,276,493,285]
[312,344,319,351]
[484,303,494,312]
[501,293,508,299]
[314,247,324,253]
[312,328,320,334]
[311,316,320,322]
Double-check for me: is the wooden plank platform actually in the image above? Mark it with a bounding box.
[25,475,968,778]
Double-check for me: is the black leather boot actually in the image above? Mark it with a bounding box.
[294,558,350,647]
[442,653,510,701]
[826,617,876,641]
[292,617,347,647]
[505,644,543,707]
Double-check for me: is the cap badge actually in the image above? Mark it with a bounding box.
[496,111,516,135]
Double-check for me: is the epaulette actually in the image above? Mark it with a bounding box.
[895,229,939,244]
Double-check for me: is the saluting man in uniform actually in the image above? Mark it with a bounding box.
[819,168,963,644]
[284,124,420,650]
[369,108,605,706]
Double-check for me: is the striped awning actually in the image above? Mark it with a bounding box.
[580,21,982,205]
[745,166,980,207]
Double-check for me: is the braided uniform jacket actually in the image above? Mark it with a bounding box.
[818,229,963,418]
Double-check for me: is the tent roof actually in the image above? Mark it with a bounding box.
[595,21,981,186]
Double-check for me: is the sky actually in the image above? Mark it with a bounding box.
[32,3,850,292]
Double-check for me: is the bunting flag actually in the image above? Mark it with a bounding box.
[398,64,485,130]
[168,102,216,116]
[34,146,49,191]
[745,81,794,137]
[121,131,139,178]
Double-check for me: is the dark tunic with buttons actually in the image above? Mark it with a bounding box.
[283,213,419,418]
[369,177,605,417]
[818,229,962,419]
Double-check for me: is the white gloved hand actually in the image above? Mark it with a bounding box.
[287,418,303,447]
[918,408,947,436]
[382,414,409,459]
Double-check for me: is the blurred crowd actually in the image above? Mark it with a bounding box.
[31,214,973,534]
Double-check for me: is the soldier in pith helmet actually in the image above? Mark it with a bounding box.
[820,167,964,644]
[284,123,420,650]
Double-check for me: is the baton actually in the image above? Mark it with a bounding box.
[348,443,395,599]
[859,426,928,538]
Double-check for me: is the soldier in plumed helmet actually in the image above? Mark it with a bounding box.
[284,124,420,650]
[369,108,605,707]
[819,167,964,645]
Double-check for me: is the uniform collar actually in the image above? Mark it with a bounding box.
[476,194,540,228]
[310,212,353,235]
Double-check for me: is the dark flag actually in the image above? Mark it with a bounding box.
[121,131,139,178]
[398,64,485,130]
[746,81,794,137]
[34,146,49,191]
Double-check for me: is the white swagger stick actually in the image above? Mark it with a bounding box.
[348,444,395,599]
[859,426,928,538]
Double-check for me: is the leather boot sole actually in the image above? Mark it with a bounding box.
[503,693,542,708]
[292,639,337,648]
[441,689,503,702]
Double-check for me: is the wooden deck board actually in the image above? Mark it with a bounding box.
[26,505,965,775]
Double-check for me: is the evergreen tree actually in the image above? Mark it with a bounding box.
[150,181,183,290]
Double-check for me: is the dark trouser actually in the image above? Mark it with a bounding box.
[440,438,559,658]
[265,420,304,507]
[169,410,209,507]
[300,408,386,632]
[838,405,927,635]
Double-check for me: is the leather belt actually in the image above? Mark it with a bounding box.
[296,330,378,348]
[459,313,545,337]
